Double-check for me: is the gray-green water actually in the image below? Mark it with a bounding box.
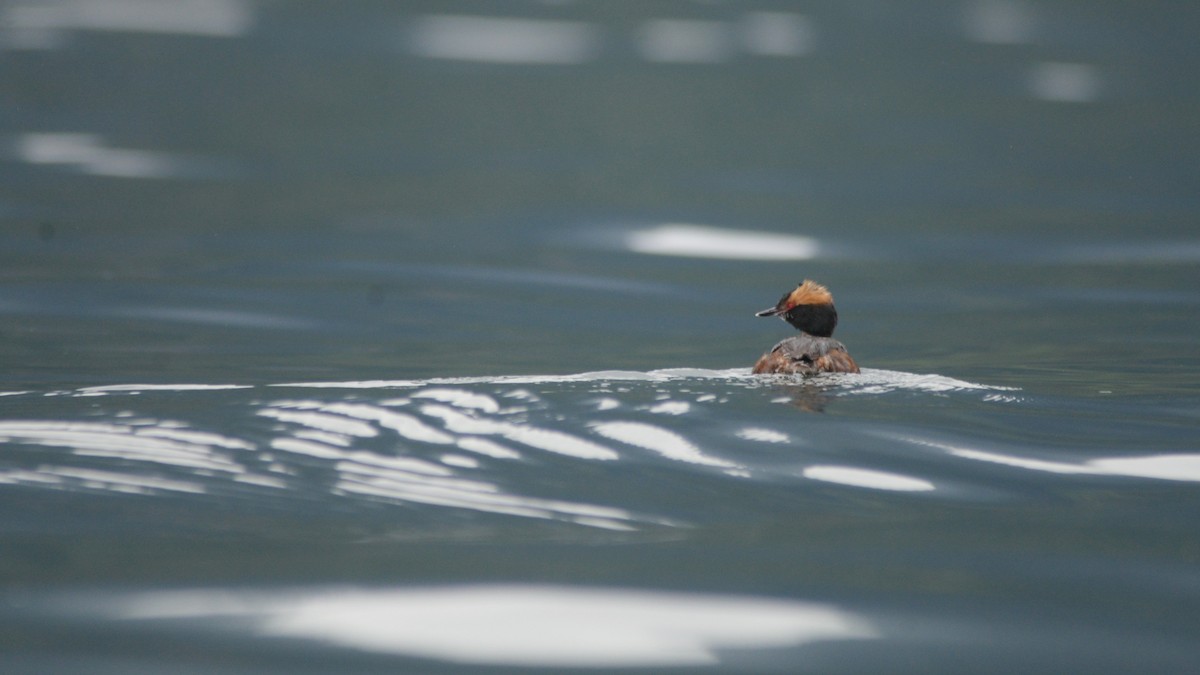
[2,1,1199,672]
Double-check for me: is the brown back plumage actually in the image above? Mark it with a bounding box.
[752,335,860,375]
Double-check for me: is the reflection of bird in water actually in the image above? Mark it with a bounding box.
[752,280,860,376]
[777,382,832,413]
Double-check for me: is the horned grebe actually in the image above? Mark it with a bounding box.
[752,279,860,375]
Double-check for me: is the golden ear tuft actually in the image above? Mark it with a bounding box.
[786,279,834,307]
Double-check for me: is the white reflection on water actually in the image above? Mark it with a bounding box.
[949,446,1092,475]
[638,19,733,64]
[272,367,1015,397]
[840,368,1020,395]
[905,437,1200,483]
[0,420,249,470]
[405,11,817,65]
[107,585,878,666]
[274,367,753,389]
[259,407,380,438]
[1029,62,1102,103]
[591,421,738,470]
[0,419,263,495]
[410,388,501,414]
[1089,455,1200,482]
[955,447,1200,483]
[14,132,230,179]
[645,400,690,415]
[416,402,618,461]
[624,223,819,260]
[741,11,815,57]
[439,453,479,469]
[256,397,634,527]
[2,0,253,48]
[804,465,936,492]
[0,401,641,528]
[454,436,522,460]
[408,15,599,64]
[0,464,206,495]
[0,368,1022,528]
[963,0,1036,44]
[738,427,791,444]
[75,383,252,393]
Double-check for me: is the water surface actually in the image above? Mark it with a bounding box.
[2,1,1199,672]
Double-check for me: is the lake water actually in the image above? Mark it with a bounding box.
[2,1,1199,672]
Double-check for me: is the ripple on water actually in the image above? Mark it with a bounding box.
[29,584,877,668]
[591,421,739,470]
[0,366,1107,534]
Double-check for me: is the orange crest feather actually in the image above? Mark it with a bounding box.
[785,279,833,309]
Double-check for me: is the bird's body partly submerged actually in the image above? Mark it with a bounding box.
[753,334,859,376]
[752,279,860,376]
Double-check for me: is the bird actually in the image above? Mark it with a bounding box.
[752,279,860,375]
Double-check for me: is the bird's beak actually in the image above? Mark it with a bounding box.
[755,306,784,317]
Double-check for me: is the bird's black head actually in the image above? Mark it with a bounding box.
[755,280,839,337]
